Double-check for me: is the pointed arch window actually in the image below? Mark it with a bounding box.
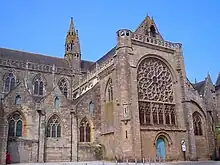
[33,75,44,96]
[79,118,91,142]
[89,101,94,115]
[58,78,68,97]
[4,72,16,92]
[46,115,61,138]
[193,112,203,136]
[15,95,21,105]
[54,97,60,110]
[8,112,23,137]
[105,78,113,102]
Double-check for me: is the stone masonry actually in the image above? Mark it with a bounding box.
[0,16,219,164]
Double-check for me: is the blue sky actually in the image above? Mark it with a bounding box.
[0,0,219,83]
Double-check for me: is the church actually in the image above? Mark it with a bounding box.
[0,15,220,164]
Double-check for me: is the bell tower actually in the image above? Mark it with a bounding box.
[64,17,81,71]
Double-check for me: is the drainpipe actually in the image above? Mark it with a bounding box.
[37,109,42,162]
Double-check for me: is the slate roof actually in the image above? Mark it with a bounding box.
[192,80,206,95]
[0,48,95,71]
[88,47,116,71]
[0,48,70,68]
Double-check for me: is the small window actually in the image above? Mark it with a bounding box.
[89,101,94,115]
[54,97,60,110]
[15,95,21,105]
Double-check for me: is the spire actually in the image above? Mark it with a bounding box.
[64,17,81,71]
[69,17,75,33]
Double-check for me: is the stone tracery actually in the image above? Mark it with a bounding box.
[137,57,176,126]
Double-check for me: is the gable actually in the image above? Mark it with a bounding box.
[135,16,163,40]
[3,81,35,107]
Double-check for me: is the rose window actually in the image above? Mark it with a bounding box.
[137,57,176,126]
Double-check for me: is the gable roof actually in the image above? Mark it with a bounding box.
[88,47,116,71]
[0,47,94,71]
[0,47,69,68]
[192,80,206,95]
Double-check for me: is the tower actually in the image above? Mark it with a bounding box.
[114,29,137,160]
[65,17,81,71]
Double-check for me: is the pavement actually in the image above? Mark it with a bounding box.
[9,161,220,165]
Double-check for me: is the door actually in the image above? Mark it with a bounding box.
[156,138,166,160]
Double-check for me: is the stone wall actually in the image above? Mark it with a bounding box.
[140,130,187,161]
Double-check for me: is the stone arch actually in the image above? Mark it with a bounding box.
[137,55,176,126]
[58,77,69,97]
[46,114,62,138]
[32,73,47,85]
[3,72,16,92]
[136,54,178,83]
[79,117,92,142]
[7,110,27,137]
[104,77,113,102]
[154,132,172,146]
[190,100,206,119]
[32,73,47,96]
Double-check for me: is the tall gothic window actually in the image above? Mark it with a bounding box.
[33,74,44,96]
[193,112,203,136]
[4,72,16,92]
[8,112,23,137]
[105,78,113,102]
[104,78,114,127]
[137,57,176,126]
[46,115,61,138]
[58,78,68,97]
[79,117,91,142]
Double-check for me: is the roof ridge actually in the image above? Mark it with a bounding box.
[0,47,64,60]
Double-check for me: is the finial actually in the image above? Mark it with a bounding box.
[69,17,75,33]
[151,16,154,21]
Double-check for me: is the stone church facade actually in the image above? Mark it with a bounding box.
[0,16,220,164]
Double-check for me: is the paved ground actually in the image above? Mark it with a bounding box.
[9,161,220,165]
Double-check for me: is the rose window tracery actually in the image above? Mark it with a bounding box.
[137,57,176,126]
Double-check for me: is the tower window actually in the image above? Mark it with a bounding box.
[150,25,156,37]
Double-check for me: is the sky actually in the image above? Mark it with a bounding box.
[0,0,219,83]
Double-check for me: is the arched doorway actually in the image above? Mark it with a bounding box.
[156,138,166,160]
